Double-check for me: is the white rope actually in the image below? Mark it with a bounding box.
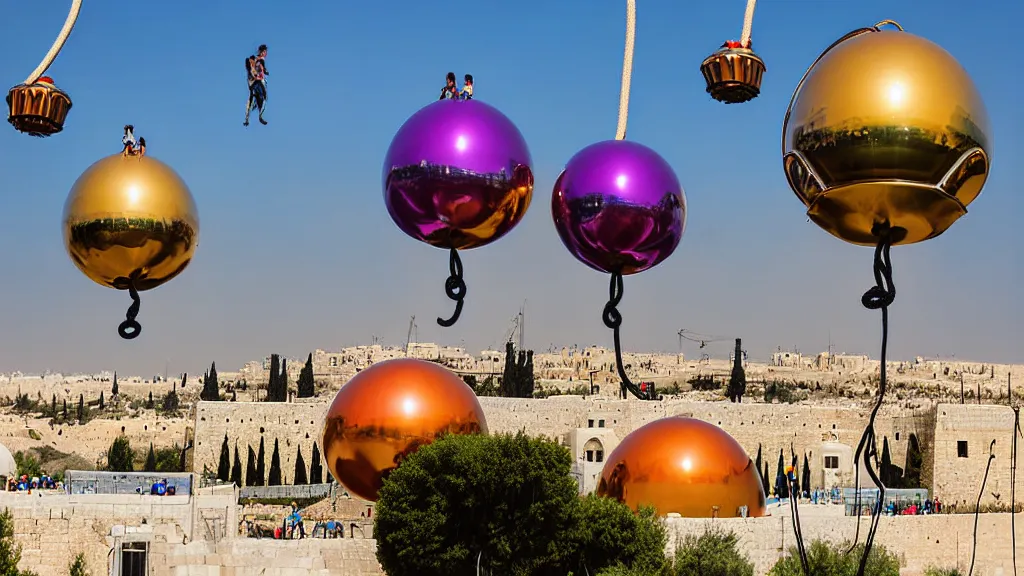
[615,0,636,141]
[23,0,83,85]
[740,0,757,48]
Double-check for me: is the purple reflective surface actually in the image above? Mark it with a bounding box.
[552,140,686,275]
[383,100,534,250]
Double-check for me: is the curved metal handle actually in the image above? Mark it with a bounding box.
[780,20,905,157]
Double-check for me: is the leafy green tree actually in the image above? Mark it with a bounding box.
[107,436,134,472]
[768,540,900,576]
[144,444,157,472]
[297,353,315,398]
[111,372,118,397]
[154,446,183,473]
[310,443,323,484]
[268,439,282,486]
[672,526,753,576]
[162,386,180,414]
[294,446,308,485]
[69,552,87,576]
[0,508,37,576]
[230,444,242,487]
[924,567,964,576]
[375,432,656,576]
[245,446,258,487]
[573,494,668,574]
[217,434,231,482]
[255,437,266,486]
[13,452,41,478]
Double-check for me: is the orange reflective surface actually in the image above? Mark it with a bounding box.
[597,417,766,518]
[321,358,487,502]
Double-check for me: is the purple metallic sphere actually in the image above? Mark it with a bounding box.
[383,100,534,250]
[552,140,686,275]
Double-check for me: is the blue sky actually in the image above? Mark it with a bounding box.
[0,0,1020,376]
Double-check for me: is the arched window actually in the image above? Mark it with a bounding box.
[584,438,605,463]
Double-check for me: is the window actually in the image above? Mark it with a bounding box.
[595,450,604,463]
[895,432,901,441]
[586,450,594,462]
[588,419,594,428]
[824,456,839,469]
[957,441,968,458]
[330,357,338,367]
[598,419,605,428]
[120,542,148,576]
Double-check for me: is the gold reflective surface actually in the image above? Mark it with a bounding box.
[782,26,991,245]
[597,417,766,518]
[6,79,72,137]
[700,47,765,104]
[63,154,199,291]
[321,358,488,502]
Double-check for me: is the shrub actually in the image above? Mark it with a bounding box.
[672,526,754,576]
[768,540,900,576]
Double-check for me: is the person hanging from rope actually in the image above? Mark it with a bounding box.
[121,125,137,157]
[439,72,457,100]
[244,55,258,126]
[458,74,474,100]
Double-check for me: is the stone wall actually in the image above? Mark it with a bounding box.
[192,396,933,494]
[667,511,1021,576]
[160,538,382,575]
[932,403,1023,508]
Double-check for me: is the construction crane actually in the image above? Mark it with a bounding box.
[405,315,417,356]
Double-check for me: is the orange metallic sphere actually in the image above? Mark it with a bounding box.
[597,417,766,518]
[320,358,488,502]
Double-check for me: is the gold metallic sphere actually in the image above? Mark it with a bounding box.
[597,417,766,518]
[63,154,199,291]
[321,358,488,502]
[700,46,766,104]
[7,78,72,137]
[783,23,991,246]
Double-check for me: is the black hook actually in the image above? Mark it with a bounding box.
[602,272,652,400]
[118,283,142,340]
[437,248,466,327]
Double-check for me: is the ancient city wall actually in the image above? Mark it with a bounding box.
[159,538,382,576]
[932,403,1024,508]
[192,397,933,493]
[667,511,1022,576]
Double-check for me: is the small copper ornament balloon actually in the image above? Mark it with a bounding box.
[63,142,200,339]
[597,417,766,518]
[552,140,685,275]
[320,358,488,502]
[383,98,533,327]
[699,0,765,104]
[782,21,991,246]
[7,0,81,137]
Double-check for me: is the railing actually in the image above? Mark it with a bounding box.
[239,483,332,500]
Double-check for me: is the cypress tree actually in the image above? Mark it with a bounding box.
[310,443,323,484]
[268,439,282,486]
[727,338,747,402]
[266,354,281,402]
[144,443,157,472]
[294,446,308,485]
[280,359,288,399]
[802,452,811,493]
[230,444,242,487]
[51,393,56,417]
[775,449,789,499]
[245,446,258,486]
[146,391,154,409]
[255,437,266,486]
[297,353,315,398]
[112,372,119,396]
[77,394,85,422]
[217,434,231,482]
[62,399,67,420]
[762,461,770,496]
[880,436,893,486]
[201,362,220,401]
[754,443,762,489]
[99,391,105,410]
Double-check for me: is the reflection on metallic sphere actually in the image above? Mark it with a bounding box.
[321,358,488,502]
[383,100,534,250]
[783,25,991,246]
[597,417,766,518]
[552,140,685,275]
[63,154,199,291]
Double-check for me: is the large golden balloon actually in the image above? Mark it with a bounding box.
[63,153,199,339]
[597,417,766,518]
[782,21,990,246]
[321,358,488,502]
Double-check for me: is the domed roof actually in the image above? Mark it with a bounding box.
[0,444,16,478]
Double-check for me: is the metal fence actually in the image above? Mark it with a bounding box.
[842,487,929,516]
[65,471,193,496]
[239,483,332,500]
